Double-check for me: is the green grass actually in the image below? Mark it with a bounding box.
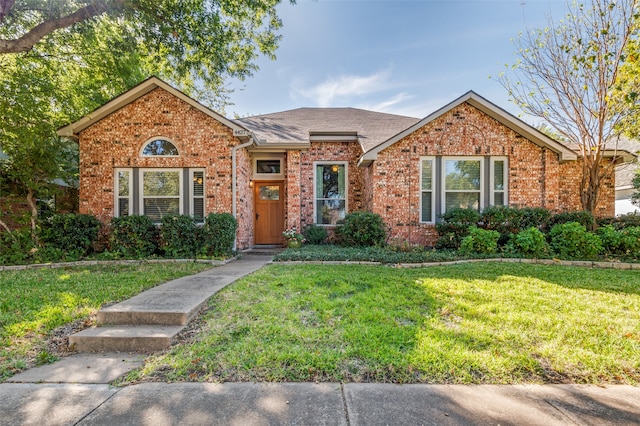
[0,262,212,380]
[124,262,640,385]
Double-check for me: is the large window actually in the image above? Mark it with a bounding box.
[443,157,482,212]
[115,168,205,222]
[314,162,347,225]
[419,156,508,223]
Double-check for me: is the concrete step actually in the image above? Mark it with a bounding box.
[97,309,195,326]
[69,325,183,353]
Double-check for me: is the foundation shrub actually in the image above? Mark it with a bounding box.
[598,225,640,259]
[435,208,481,249]
[0,228,36,265]
[39,213,101,258]
[109,215,159,258]
[335,212,387,247]
[549,222,602,259]
[507,227,549,258]
[201,213,237,256]
[598,212,640,230]
[302,224,328,245]
[459,226,500,255]
[519,207,553,231]
[550,210,596,231]
[160,215,201,258]
[480,206,525,245]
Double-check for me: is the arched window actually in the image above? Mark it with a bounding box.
[141,138,179,156]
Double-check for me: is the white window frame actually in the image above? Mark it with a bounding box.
[114,168,132,217]
[253,156,284,180]
[139,137,180,157]
[490,157,508,206]
[189,168,205,223]
[139,168,183,222]
[442,156,484,213]
[419,157,435,223]
[313,161,348,226]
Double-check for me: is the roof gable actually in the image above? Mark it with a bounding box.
[57,77,248,140]
[359,91,578,166]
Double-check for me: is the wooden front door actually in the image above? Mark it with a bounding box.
[254,181,285,245]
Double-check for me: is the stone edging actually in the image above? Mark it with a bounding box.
[274,257,640,270]
[0,256,239,272]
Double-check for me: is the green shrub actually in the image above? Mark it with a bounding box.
[39,213,101,258]
[335,212,387,247]
[507,227,549,258]
[459,226,500,255]
[596,225,622,256]
[519,207,553,231]
[160,215,200,258]
[0,228,36,265]
[109,215,159,258]
[598,213,640,230]
[550,210,596,231]
[435,208,481,249]
[201,213,237,256]
[549,222,602,259]
[480,206,524,245]
[598,225,640,259]
[302,224,328,245]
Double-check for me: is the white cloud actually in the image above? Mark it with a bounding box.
[295,69,393,107]
[357,92,413,114]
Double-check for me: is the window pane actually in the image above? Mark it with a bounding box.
[445,192,480,212]
[256,160,281,174]
[118,171,130,197]
[143,171,180,196]
[494,192,505,206]
[445,160,481,190]
[259,185,280,200]
[193,198,204,221]
[421,191,432,222]
[118,198,129,216]
[317,164,345,199]
[493,160,504,191]
[143,198,179,221]
[142,139,179,156]
[192,171,204,197]
[421,160,432,191]
[316,200,345,225]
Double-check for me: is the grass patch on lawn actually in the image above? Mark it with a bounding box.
[124,262,640,385]
[0,262,212,380]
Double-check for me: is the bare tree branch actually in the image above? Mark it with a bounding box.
[0,1,117,54]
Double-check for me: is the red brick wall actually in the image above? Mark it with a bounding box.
[295,142,365,231]
[372,102,615,246]
[77,87,252,246]
[286,150,302,231]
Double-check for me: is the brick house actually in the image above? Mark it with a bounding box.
[58,77,631,249]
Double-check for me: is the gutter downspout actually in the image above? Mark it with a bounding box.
[231,138,254,250]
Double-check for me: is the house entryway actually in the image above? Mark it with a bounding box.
[254,181,285,245]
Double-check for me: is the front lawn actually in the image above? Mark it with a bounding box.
[124,262,640,384]
[0,262,212,380]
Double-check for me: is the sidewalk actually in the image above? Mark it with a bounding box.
[1,382,639,425]
[2,255,640,425]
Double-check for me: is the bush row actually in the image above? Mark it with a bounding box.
[0,213,237,265]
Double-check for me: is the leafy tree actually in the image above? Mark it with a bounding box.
[499,0,638,214]
[0,0,286,103]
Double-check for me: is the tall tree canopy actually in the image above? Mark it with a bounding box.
[499,0,639,214]
[0,0,285,101]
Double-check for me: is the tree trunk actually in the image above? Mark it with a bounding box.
[25,187,40,245]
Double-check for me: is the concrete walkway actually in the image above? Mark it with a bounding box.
[2,255,640,425]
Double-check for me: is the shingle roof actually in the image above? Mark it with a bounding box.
[235,107,420,152]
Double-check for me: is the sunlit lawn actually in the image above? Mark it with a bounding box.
[0,263,212,380]
[125,263,640,384]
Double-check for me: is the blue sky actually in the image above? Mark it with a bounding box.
[228,0,567,121]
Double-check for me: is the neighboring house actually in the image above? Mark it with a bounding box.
[57,77,634,249]
[614,138,640,215]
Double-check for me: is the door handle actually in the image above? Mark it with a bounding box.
[256,213,259,221]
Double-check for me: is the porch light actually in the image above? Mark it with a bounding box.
[249,179,254,188]
[331,164,339,173]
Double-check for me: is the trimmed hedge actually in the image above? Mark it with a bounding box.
[201,213,237,256]
[40,213,101,257]
[335,212,387,247]
[109,215,160,258]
